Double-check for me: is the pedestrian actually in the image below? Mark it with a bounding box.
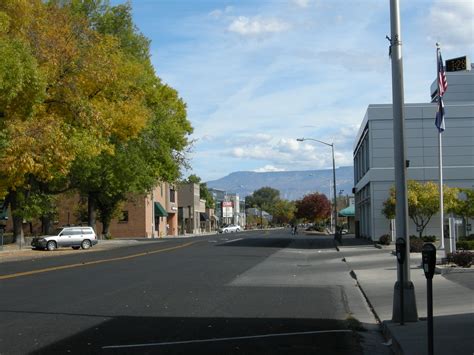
[293,224,298,235]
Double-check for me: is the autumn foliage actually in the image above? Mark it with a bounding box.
[295,193,331,223]
[0,1,192,241]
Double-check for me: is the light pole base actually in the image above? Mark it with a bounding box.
[392,281,418,322]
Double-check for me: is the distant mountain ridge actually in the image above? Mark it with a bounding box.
[206,166,354,200]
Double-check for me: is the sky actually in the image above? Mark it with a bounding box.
[113,0,473,181]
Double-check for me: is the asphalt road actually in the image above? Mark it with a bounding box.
[0,230,380,354]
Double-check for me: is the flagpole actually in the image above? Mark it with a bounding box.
[436,43,445,250]
[438,129,445,249]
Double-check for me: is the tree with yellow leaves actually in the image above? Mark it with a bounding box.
[382,180,459,239]
[0,1,192,243]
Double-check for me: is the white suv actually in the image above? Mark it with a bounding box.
[31,226,98,251]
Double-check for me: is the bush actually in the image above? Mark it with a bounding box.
[0,233,14,245]
[422,235,436,242]
[447,251,473,268]
[378,234,391,245]
[457,240,474,250]
[459,234,474,242]
[410,237,424,252]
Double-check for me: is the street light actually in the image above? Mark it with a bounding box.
[297,137,337,234]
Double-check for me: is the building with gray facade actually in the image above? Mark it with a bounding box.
[209,188,246,227]
[353,64,474,240]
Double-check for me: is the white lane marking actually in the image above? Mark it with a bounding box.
[217,237,243,245]
[102,329,352,349]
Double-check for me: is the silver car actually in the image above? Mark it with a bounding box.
[31,226,98,251]
[218,224,241,233]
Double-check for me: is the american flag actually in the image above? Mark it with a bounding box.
[437,48,448,98]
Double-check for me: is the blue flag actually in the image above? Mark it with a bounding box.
[435,96,445,132]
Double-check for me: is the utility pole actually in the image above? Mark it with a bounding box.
[389,0,418,322]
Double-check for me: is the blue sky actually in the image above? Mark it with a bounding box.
[114,0,473,181]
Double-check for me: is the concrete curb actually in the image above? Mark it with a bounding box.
[435,265,474,274]
[381,321,404,355]
[348,266,402,355]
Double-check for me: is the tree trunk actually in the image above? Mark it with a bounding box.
[101,209,112,239]
[9,190,25,247]
[41,216,52,235]
[102,221,110,239]
[88,192,97,234]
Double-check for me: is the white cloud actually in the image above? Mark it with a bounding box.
[292,0,310,8]
[228,16,290,36]
[317,50,386,73]
[199,134,215,142]
[209,6,234,19]
[275,138,300,153]
[425,0,474,50]
[208,9,223,18]
[254,165,286,172]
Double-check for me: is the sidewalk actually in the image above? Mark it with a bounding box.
[338,237,474,355]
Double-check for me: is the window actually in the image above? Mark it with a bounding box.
[170,188,176,203]
[119,211,129,223]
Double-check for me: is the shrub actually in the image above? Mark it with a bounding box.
[457,240,474,250]
[378,234,391,245]
[422,235,436,242]
[459,235,474,242]
[409,237,424,252]
[447,251,473,268]
[0,233,14,245]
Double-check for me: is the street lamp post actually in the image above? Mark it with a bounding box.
[297,138,337,234]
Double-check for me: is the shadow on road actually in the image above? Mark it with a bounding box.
[217,237,337,250]
[8,310,364,354]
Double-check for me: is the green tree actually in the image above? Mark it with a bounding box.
[382,186,396,220]
[0,1,192,243]
[246,187,280,227]
[246,187,280,213]
[447,188,474,235]
[272,199,296,225]
[382,181,459,238]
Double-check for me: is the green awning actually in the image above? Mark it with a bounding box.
[154,202,168,217]
[339,206,355,217]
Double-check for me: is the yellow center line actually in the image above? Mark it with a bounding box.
[0,241,198,280]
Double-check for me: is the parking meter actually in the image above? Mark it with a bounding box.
[395,238,406,265]
[422,243,437,355]
[422,243,436,279]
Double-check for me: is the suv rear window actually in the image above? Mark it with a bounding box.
[81,228,94,234]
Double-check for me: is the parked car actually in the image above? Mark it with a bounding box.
[31,226,98,251]
[218,224,241,233]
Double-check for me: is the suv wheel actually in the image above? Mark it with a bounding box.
[47,241,57,251]
[81,240,92,249]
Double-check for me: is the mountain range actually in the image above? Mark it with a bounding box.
[206,166,354,200]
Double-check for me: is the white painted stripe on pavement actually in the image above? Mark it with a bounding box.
[102,329,353,349]
[218,237,243,245]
